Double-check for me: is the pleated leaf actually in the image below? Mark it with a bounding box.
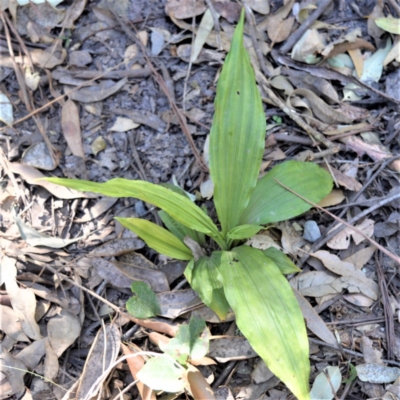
[158,210,205,245]
[209,9,266,236]
[44,178,220,238]
[185,252,230,320]
[262,247,301,275]
[220,245,310,400]
[116,218,192,261]
[227,224,263,240]
[240,161,332,225]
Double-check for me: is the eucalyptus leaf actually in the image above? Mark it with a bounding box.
[116,218,193,260]
[220,245,310,400]
[240,161,332,225]
[209,9,266,236]
[44,178,220,239]
[374,17,400,34]
[310,366,342,400]
[185,252,230,320]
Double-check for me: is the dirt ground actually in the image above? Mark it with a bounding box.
[1,0,400,399]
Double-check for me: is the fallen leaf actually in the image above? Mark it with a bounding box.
[0,91,13,125]
[208,336,257,362]
[165,0,206,19]
[191,9,214,63]
[294,290,337,346]
[327,219,374,249]
[76,324,121,399]
[91,136,107,155]
[0,347,27,398]
[0,305,30,342]
[361,336,382,364]
[110,116,140,132]
[317,189,345,207]
[360,38,392,83]
[21,142,58,171]
[69,78,127,103]
[121,343,155,400]
[291,29,324,64]
[9,163,96,199]
[61,99,85,158]
[343,246,376,270]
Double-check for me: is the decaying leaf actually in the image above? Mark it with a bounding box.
[0,91,13,125]
[327,219,374,249]
[9,163,96,199]
[165,0,206,19]
[61,99,85,159]
[76,324,121,399]
[291,29,324,64]
[69,78,127,103]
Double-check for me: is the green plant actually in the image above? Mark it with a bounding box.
[45,10,332,399]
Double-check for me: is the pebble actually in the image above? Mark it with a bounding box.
[386,69,400,101]
[151,30,164,56]
[303,220,321,243]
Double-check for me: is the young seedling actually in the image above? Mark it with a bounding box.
[45,10,333,399]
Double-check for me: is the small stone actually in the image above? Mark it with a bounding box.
[386,69,400,101]
[151,30,164,56]
[303,220,321,243]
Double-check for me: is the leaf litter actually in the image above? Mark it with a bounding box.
[1,0,400,398]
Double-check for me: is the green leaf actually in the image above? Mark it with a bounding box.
[126,281,161,319]
[116,218,192,261]
[137,356,185,392]
[209,9,266,236]
[43,178,220,238]
[220,245,310,400]
[262,247,301,275]
[227,224,262,240]
[160,317,209,364]
[375,17,400,34]
[240,161,332,225]
[158,210,205,245]
[185,252,230,320]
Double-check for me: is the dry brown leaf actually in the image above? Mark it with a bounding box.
[62,0,87,28]
[157,289,202,319]
[343,293,374,307]
[0,347,27,398]
[348,48,364,78]
[323,165,362,191]
[318,189,345,207]
[110,116,140,132]
[9,163,96,199]
[311,250,378,299]
[291,270,337,298]
[327,219,375,249]
[15,339,46,371]
[61,99,85,159]
[89,238,145,257]
[69,78,127,103]
[76,324,121,400]
[342,136,400,172]
[74,197,118,223]
[187,364,216,400]
[294,290,337,346]
[44,338,59,381]
[291,88,352,124]
[165,0,206,19]
[247,0,270,15]
[47,310,81,357]
[291,29,324,64]
[0,305,30,342]
[361,336,383,364]
[121,343,155,400]
[2,256,41,340]
[343,246,376,270]
[367,2,385,45]
[208,336,257,362]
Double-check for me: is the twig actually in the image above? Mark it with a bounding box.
[273,178,400,266]
[376,252,395,360]
[279,0,333,54]
[259,78,335,148]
